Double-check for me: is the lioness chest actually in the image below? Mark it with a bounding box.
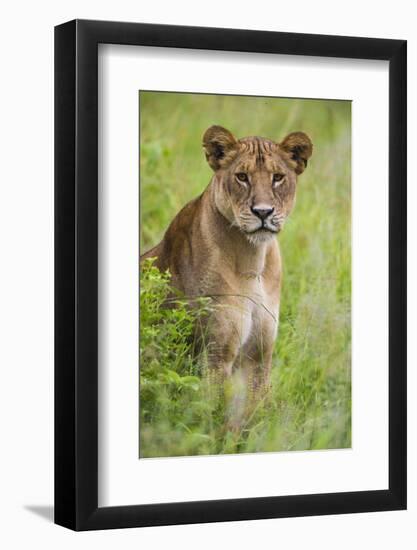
[193,241,281,372]
[230,272,279,352]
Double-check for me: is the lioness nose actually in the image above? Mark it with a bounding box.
[251,205,274,220]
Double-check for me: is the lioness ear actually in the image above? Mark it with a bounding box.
[203,125,237,170]
[280,132,313,175]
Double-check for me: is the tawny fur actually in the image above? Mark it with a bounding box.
[141,125,312,395]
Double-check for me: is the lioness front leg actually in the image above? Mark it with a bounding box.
[240,314,278,397]
[203,302,252,429]
[204,300,251,377]
[239,348,273,398]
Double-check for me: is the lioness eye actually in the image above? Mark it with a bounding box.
[273,173,284,186]
[236,172,249,184]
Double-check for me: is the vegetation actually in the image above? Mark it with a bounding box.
[139,92,351,457]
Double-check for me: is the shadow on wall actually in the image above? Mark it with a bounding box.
[24,505,54,523]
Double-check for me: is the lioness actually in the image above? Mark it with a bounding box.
[141,125,312,395]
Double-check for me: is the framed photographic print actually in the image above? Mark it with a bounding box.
[55,20,406,530]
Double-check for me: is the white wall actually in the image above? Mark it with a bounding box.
[0,1,415,548]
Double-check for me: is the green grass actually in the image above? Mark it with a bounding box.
[139,91,351,457]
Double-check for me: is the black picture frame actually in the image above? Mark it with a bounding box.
[55,19,407,531]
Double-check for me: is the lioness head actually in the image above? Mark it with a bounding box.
[203,125,313,244]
